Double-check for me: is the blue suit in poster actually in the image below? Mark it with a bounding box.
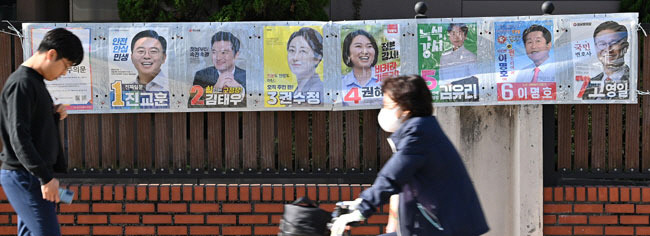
[494,20,554,83]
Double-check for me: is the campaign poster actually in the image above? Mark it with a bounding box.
[186,26,247,108]
[570,19,632,100]
[418,22,479,102]
[108,27,170,110]
[31,28,93,110]
[340,24,400,106]
[263,25,324,107]
[494,20,556,102]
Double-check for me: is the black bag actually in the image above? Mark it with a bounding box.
[278,196,332,236]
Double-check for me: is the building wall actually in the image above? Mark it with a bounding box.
[0,184,387,236]
[543,186,650,235]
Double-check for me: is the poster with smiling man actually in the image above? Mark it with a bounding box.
[108,27,170,110]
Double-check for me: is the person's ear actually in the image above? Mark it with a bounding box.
[234,51,240,59]
[400,109,410,118]
[46,49,58,61]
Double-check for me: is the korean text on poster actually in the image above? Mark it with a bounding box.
[494,20,557,101]
[264,26,324,107]
[186,27,247,108]
[31,28,94,110]
[570,20,632,100]
[418,22,479,102]
[108,28,170,110]
[340,24,400,106]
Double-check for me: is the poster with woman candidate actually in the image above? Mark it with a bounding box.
[570,19,634,100]
[30,27,93,110]
[418,22,479,103]
[186,26,247,108]
[340,24,400,106]
[108,27,170,110]
[494,20,556,102]
[263,25,324,107]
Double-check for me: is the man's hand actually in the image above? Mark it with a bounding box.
[53,104,67,120]
[214,72,234,90]
[215,72,242,90]
[41,178,60,203]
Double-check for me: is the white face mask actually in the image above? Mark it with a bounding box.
[377,107,404,132]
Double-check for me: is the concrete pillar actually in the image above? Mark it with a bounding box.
[434,105,543,236]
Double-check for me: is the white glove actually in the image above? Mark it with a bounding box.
[337,198,363,210]
[330,210,365,236]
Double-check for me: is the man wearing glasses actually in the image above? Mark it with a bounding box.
[130,30,168,91]
[192,31,246,90]
[582,21,629,99]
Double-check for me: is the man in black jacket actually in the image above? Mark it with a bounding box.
[0,28,82,236]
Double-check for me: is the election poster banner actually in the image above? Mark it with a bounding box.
[186,26,247,108]
[494,20,556,102]
[340,24,400,106]
[108,27,170,110]
[30,27,93,110]
[263,25,324,108]
[418,22,479,103]
[570,19,633,100]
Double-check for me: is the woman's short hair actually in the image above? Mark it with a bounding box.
[286,27,323,61]
[381,75,433,118]
[342,30,379,68]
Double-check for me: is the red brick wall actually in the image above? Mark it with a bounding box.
[0,184,390,236]
[544,186,650,236]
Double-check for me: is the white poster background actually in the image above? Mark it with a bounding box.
[30,28,93,110]
[570,19,633,100]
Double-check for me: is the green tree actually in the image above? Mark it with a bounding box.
[620,0,650,23]
[118,0,329,22]
[212,0,328,21]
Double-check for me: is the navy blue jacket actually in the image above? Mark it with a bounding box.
[358,116,489,236]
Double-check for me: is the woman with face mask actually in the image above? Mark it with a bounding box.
[330,75,489,236]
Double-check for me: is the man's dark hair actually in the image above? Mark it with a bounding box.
[37,28,84,66]
[130,30,167,54]
[342,29,379,68]
[381,75,433,118]
[522,24,551,44]
[286,27,323,64]
[593,21,628,41]
[211,31,241,55]
[447,23,468,36]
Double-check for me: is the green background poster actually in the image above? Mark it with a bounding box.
[418,23,478,102]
